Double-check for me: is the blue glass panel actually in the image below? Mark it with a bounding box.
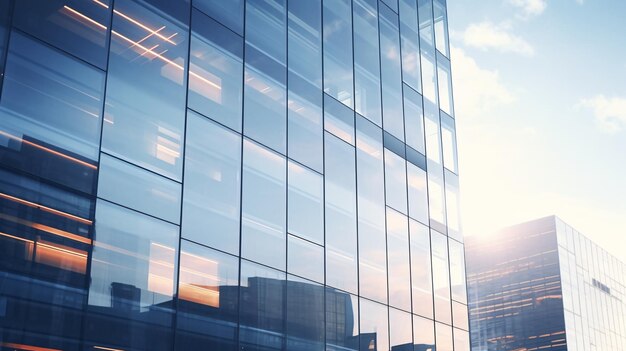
[381,0,399,13]
[288,0,322,88]
[389,308,413,349]
[432,230,452,325]
[241,139,286,270]
[356,116,387,303]
[102,0,189,180]
[98,153,181,224]
[359,298,389,351]
[288,235,324,283]
[325,133,358,294]
[13,0,111,69]
[413,315,435,350]
[239,260,286,351]
[286,276,325,351]
[399,0,422,92]
[182,111,241,255]
[403,85,426,154]
[0,0,12,80]
[324,93,355,145]
[246,0,286,65]
[441,113,457,173]
[175,240,239,351]
[407,162,429,225]
[323,0,353,108]
[288,161,324,245]
[379,4,405,141]
[384,149,408,214]
[445,170,461,241]
[188,9,243,131]
[410,219,433,319]
[326,289,359,351]
[194,0,244,35]
[288,74,323,172]
[85,200,178,351]
[0,32,103,194]
[0,169,93,350]
[353,0,382,124]
[387,208,412,311]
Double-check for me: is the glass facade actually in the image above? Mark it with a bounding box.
[0,1,466,350]
[466,216,626,351]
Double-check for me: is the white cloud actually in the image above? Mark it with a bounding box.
[508,0,547,18]
[450,47,515,120]
[461,21,534,56]
[578,95,626,133]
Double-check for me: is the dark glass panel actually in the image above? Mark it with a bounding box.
[182,111,241,255]
[102,0,189,180]
[286,276,325,351]
[98,153,181,224]
[241,139,286,270]
[84,200,178,351]
[239,260,286,351]
[188,9,243,131]
[0,32,103,194]
[13,0,111,68]
[175,240,239,351]
[194,0,244,35]
[0,0,12,83]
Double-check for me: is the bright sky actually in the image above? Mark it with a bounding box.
[447,0,626,262]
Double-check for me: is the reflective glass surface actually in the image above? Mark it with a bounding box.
[399,0,422,92]
[384,149,408,214]
[182,111,241,254]
[435,322,454,351]
[379,4,405,141]
[433,0,450,57]
[241,139,287,270]
[325,93,356,145]
[414,314,436,350]
[287,276,325,350]
[102,0,188,180]
[407,162,429,225]
[353,0,382,124]
[188,9,243,131]
[437,53,454,116]
[387,208,412,311]
[326,289,359,351]
[403,84,426,154]
[359,298,389,351]
[288,234,325,284]
[194,0,244,35]
[323,0,354,107]
[432,230,452,324]
[288,161,324,245]
[389,308,413,350]
[410,219,434,319]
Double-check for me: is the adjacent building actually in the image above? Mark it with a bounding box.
[0,0,467,350]
[466,216,626,351]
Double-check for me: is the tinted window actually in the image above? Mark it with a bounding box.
[288,235,324,284]
[194,0,244,35]
[387,208,412,311]
[326,289,359,351]
[288,161,324,245]
[323,0,353,107]
[399,0,422,92]
[384,149,408,214]
[407,162,429,225]
[353,0,382,124]
[379,5,405,141]
[286,276,325,350]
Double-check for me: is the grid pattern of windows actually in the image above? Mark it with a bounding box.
[0,0,466,350]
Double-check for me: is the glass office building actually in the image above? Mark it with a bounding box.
[0,0,467,350]
[466,216,626,351]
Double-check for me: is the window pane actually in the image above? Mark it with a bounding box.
[288,161,324,244]
[288,75,324,172]
[326,289,359,351]
[13,0,111,68]
[194,0,244,35]
[421,49,438,105]
[413,315,436,350]
[403,85,426,154]
[244,0,287,153]
[432,231,451,324]
[286,276,325,351]
[407,162,429,225]
[323,0,353,107]
[424,101,442,164]
[428,162,446,229]
[353,0,382,124]
[189,10,243,131]
[441,114,458,173]
[182,112,241,255]
[384,149,408,214]
[0,170,93,350]
[399,0,422,92]
[324,93,355,145]
[239,260,286,351]
[437,53,454,116]
[379,5,405,141]
[449,240,467,304]
[288,0,322,88]
[0,0,11,77]
[387,208,412,311]
[433,0,449,57]
[175,241,239,350]
[356,117,387,303]
[325,133,358,294]
[389,308,413,350]
[288,235,324,283]
[359,299,389,351]
[86,200,178,350]
[445,170,462,242]
[102,0,188,180]
[410,220,434,318]
[418,0,435,48]
[452,301,469,331]
[435,322,453,351]
[0,32,103,194]
[241,139,286,270]
[98,153,181,224]
[453,328,470,351]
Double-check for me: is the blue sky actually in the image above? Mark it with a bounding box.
[447,0,626,261]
